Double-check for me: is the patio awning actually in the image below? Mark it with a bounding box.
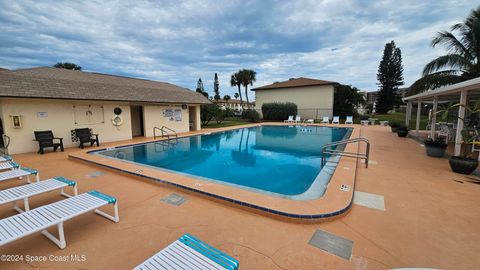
[402,77,480,157]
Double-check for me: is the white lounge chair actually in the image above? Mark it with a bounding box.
[332,116,340,124]
[320,116,330,124]
[345,116,353,124]
[284,115,294,123]
[294,115,302,123]
[0,190,119,249]
[305,119,314,124]
[0,161,19,171]
[0,177,78,212]
[134,233,239,270]
[0,167,39,184]
[0,155,12,162]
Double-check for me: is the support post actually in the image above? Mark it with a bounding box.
[431,96,438,139]
[406,101,412,127]
[416,100,422,134]
[454,90,468,156]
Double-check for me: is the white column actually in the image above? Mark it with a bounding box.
[416,100,422,133]
[454,90,468,156]
[406,101,412,126]
[431,96,438,139]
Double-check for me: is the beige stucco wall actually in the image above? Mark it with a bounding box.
[254,85,334,119]
[0,98,133,154]
[143,105,190,137]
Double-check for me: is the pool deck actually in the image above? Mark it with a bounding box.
[1,124,480,269]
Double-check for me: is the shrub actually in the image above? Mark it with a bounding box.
[261,102,297,121]
[242,109,261,123]
[201,104,220,126]
[424,138,447,148]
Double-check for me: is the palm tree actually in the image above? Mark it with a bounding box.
[223,94,231,104]
[230,73,243,107]
[238,69,256,108]
[234,92,239,99]
[410,6,480,94]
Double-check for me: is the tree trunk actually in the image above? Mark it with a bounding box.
[237,85,243,108]
[244,85,250,109]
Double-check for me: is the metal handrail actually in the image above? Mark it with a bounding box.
[153,126,178,141]
[321,137,370,168]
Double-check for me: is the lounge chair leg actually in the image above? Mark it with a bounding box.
[35,173,40,182]
[41,222,66,249]
[26,175,31,184]
[60,183,78,198]
[13,197,30,213]
[94,202,119,223]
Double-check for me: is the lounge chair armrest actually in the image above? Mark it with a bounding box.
[53,137,63,141]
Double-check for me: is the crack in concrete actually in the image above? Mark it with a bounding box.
[340,220,403,266]
[219,242,287,270]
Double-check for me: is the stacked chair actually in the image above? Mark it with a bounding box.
[0,154,119,249]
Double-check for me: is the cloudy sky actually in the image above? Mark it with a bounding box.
[0,1,476,100]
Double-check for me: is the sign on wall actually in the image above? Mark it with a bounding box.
[73,105,105,125]
[163,108,182,121]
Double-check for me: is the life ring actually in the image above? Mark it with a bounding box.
[111,115,124,126]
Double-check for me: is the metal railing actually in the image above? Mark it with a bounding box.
[153,126,178,141]
[321,137,370,168]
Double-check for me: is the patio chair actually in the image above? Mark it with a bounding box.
[133,233,239,270]
[0,177,77,212]
[75,128,100,149]
[0,167,39,184]
[294,115,302,123]
[0,190,119,249]
[437,124,453,142]
[332,116,340,124]
[0,161,19,171]
[0,155,12,162]
[320,116,330,124]
[34,130,64,154]
[345,116,353,124]
[284,115,294,123]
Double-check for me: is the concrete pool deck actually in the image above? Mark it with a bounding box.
[1,124,479,269]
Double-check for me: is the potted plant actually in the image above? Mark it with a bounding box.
[396,125,409,137]
[390,121,400,132]
[436,101,480,174]
[448,129,478,174]
[424,137,447,157]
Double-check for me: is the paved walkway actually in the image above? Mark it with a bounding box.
[0,125,479,269]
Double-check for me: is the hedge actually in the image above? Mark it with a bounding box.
[261,102,298,121]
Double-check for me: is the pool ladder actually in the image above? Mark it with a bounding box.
[154,126,178,141]
[321,137,370,168]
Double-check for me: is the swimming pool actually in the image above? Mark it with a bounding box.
[94,125,351,199]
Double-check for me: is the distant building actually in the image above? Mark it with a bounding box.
[252,77,338,119]
[213,99,254,111]
[366,87,410,106]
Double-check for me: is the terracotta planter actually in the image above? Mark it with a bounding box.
[449,156,478,174]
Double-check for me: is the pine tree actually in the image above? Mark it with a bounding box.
[213,73,221,100]
[376,40,404,114]
[196,78,208,98]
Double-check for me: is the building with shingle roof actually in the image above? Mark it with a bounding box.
[0,67,210,154]
[252,77,338,119]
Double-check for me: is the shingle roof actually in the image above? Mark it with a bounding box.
[252,77,338,91]
[0,67,210,104]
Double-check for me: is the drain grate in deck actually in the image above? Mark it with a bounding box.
[161,193,187,206]
[308,229,353,260]
[86,171,105,178]
[353,191,385,211]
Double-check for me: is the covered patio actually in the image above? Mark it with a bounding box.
[403,77,480,157]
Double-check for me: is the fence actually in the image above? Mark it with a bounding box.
[254,108,333,120]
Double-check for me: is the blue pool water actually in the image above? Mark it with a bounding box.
[95,126,351,199]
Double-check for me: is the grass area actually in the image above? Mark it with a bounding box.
[373,112,429,130]
[203,118,251,128]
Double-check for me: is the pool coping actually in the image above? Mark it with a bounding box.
[68,122,361,222]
